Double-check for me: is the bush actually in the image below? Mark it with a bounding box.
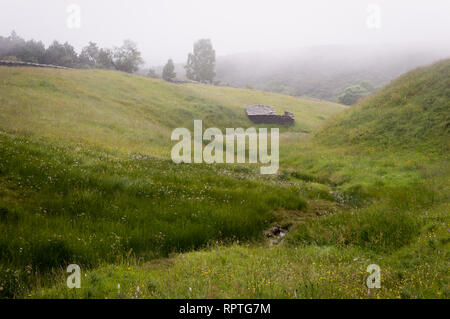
[337,85,370,105]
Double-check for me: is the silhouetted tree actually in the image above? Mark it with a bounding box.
[96,48,115,69]
[112,40,143,73]
[0,32,145,71]
[185,39,215,83]
[360,80,376,92]
[21,40,46,63]
[0,31,45,63]
[79,42,100,68]
[337,85,369,105]
[43,41,79,67]
[162,59,176,81]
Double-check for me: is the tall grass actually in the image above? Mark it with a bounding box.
[0,62,448,299]
[0,132,308,297]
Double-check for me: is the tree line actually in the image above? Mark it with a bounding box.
[1,31,216,84]
[0,31,144,73]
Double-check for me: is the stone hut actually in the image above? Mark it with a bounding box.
[245,105,294,125]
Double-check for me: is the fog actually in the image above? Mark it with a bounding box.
[1,0,450,66]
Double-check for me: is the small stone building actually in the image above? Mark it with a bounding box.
[245,105,294,125]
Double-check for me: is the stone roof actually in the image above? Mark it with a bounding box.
[245,104,295,126]
[245,105,276,116]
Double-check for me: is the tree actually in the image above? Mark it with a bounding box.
[337,85,370,105]
[79,42,114,69]
[79,42,100,68]
[185,39,216,83]
[96,48,115,69]
[0,32,143,71]
[162,59,176,81]
[21,40,46,63]
[112,40,143,73]
[360,80,375,92]
[43,41,79,67]
[0,31,45,64]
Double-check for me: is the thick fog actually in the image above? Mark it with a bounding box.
[1,0,450,66]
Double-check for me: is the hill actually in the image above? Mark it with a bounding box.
[0,63,448,299]
[318,59,450,152]
[0,67,343,298]
[165,44,450,102]
[0,67,344,157]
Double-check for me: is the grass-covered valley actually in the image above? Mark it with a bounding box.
[0,60,448,299]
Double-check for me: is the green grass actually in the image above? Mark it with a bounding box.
[0,131,310,297]
[0,60,449,299]
[31,200,449,299]
[317,59,450,152]
[0,67,344,157]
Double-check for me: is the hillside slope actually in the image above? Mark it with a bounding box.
[0,67,346,298]
[0,64,448,299]
[0,67,344,157]
[318,59,450,152]
[210,44,450,101]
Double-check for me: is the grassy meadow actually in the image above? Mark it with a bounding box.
[0,60,448,299]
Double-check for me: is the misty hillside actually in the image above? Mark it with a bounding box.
[0,66,343,298]
[0,62,449,299]
[1,0,450,301]
[0,67,344,157]
[0,60,444,299]
[318,58,450,151]
[168,44,450,103]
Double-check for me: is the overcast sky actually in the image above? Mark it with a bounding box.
[1,0,449,65]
